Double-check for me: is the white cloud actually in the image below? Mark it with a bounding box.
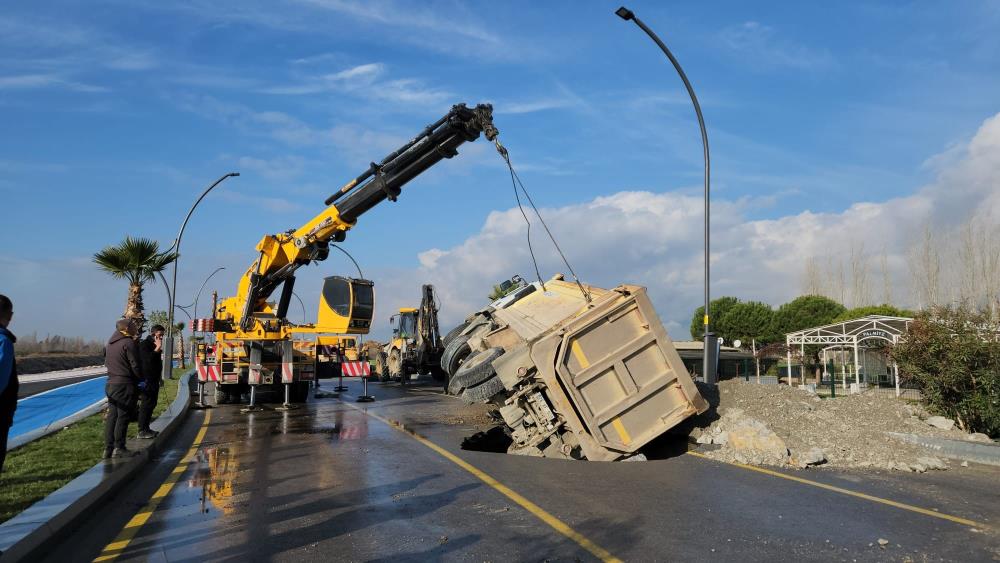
[379,112,1000,337]
[718,21,836,71]
[236,155,307,181]
[261,62,451,107]
[0,73,108,92]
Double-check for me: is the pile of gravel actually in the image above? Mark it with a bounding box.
[691,380,992,472]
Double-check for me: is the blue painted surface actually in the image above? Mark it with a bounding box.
[11,376,107,442]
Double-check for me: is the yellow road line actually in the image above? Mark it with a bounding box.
[685,451,990,530]
[93,410,212,562]
[341,400,622,563]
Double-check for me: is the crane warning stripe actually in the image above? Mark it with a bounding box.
[341,361,370,377]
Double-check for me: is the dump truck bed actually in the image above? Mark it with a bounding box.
[486,280,708,461]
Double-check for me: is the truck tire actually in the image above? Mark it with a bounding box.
[461,375,506,404]
[447,374,466,395]
[440,334,472,377]
[442,321,469,347]
[450,347,504,391]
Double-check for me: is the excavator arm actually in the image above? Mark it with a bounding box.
[217,103,498,335]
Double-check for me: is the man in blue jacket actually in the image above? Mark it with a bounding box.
[0,294,18,473]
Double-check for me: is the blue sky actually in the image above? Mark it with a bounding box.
[2,1,999,341]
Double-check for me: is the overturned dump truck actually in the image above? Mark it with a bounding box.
[442,275,709,461]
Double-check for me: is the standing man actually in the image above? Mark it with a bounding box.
[0,295,18,473]
[137,324,164,439]
[105,318,142,458]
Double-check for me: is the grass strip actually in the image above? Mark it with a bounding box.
[0,370,184,523]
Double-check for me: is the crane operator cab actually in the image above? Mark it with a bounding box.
[317,276,374,335]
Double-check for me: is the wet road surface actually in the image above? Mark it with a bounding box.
[45,379,999,562]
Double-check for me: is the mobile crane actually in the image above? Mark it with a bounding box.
[194,103,499,407]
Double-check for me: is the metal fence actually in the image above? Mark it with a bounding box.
[731,371,922,400]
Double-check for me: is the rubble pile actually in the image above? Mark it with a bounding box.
[691,380,993,472]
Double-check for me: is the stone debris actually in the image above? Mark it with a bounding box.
[925,416,956,431]
[693,380,983,471]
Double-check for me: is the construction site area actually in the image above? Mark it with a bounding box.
[2,3,1000,563]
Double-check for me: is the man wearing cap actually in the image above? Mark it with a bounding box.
[104,318,143,458]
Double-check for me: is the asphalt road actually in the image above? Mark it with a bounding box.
[44,379,999,562]
[18,368,107,398]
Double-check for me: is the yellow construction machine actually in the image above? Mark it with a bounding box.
[192,103,499,407]
[374,284,445,384]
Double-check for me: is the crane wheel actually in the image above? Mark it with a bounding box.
[450,347,504,390]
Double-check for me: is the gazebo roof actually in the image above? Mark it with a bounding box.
[785,315,914,346]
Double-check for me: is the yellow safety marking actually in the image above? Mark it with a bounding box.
[685,451,990,530]
[703,314,709,326]
[570,340,590,369]
[342,400,622,563]
[610,418,632,446]
[93,410,213,562]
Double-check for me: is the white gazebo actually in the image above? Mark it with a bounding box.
[784,315,913,396]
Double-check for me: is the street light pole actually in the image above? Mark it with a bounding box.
[193,266,226,320]
[161,172,239,383]
[615,6,715,384]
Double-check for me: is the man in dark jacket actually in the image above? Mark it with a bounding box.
[137,324,164,439]
[105,318,143,458]
[0,294,18,473]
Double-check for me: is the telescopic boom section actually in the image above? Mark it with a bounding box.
[224,103,498,333]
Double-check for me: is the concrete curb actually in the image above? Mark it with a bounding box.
[888,432,1000,466]
[0,371,196,562]
[7,399,109,451]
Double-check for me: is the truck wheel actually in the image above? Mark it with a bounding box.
[442,321,470,347]
[451,347,504,391]
[447,372,467,395]
[461,375,506,404]
[441,334,472,377]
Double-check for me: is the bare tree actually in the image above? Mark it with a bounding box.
[802,257,824,296]
[958,220,978,305]
[975,219,1000,317]
[880,247,892,305]
[850,241,872,307]
[909,225,941,308]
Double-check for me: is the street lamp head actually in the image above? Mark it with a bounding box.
[615,7,635,21]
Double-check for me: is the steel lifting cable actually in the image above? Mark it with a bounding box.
[494,140,592,303]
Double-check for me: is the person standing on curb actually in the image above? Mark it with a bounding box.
[105,318,142,458]
[0,294,18,473]
[137,324,164,439]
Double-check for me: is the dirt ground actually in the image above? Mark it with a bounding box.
[685,379,994,472]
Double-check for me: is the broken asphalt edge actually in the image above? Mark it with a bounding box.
[0,370,196,562]
[887,432,1000,467]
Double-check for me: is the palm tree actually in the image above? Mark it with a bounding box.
[93,236,177,322]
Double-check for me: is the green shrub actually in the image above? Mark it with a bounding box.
[892,306,1000,437]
